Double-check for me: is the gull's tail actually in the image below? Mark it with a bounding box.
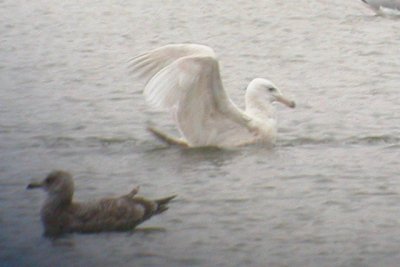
[155,195,177,214]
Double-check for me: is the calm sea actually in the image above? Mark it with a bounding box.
[1,1,399,266]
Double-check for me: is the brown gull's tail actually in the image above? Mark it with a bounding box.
[155,195,177,214]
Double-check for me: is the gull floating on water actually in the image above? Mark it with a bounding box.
[27,170,176,237]
[129,44,295,148]
[361,0,400,15]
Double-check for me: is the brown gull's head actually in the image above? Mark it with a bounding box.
[27,170,74,203]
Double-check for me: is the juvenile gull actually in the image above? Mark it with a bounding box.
[129,44,295,148]
[27,170,176,237]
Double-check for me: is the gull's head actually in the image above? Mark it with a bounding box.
[246,78,295,108]
[27,170,74,199]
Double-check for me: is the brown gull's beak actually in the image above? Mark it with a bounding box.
[27,181,44,189]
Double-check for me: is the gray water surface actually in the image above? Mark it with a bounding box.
[1,1,400,266]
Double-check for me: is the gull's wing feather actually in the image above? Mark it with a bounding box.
[129,44,215,84]
[69,199,146,232]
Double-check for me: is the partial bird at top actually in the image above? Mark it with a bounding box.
[129,44,295,148]
[361,0,400,15]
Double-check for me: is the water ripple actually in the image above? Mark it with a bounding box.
[280,135,400,147]
[33,135,140,149]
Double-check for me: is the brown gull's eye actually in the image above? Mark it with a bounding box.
[45,175,56,185]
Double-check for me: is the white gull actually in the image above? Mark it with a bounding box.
[129,44,295,148]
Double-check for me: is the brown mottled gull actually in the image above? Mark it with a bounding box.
[27,170,176,237]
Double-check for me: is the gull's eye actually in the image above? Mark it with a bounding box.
[45,175,56,185]
[268,87,276,92]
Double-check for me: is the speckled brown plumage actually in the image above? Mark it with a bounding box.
[27,170,176,237]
